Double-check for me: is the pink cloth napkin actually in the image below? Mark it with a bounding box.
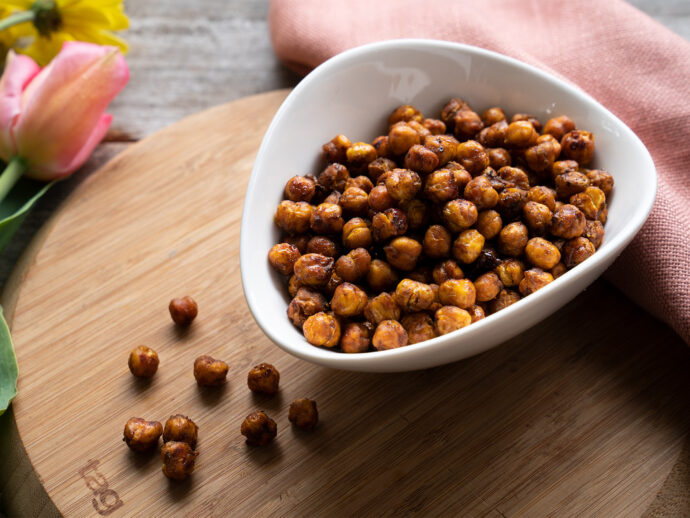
[268,0,690,344]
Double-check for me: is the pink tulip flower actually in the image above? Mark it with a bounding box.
[0,42,129,182]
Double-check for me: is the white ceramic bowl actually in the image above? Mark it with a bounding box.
[240,39,656,372]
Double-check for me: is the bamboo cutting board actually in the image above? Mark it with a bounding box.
[2,90,690,517]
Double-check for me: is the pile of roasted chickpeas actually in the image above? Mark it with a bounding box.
[123,297,318,480]
[269,100,613,352]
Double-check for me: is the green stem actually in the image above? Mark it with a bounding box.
[0,157,28,203]
[0,10,35,33]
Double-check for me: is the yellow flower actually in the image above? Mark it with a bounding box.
[3,0,128,65]
[0,6,32,64]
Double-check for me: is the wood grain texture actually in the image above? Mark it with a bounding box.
[4,90,690,517]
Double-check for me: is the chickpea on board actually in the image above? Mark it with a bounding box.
[163,415,198,448]
[241,411,277,446]
[169,296,198,326]
[123,417,163,452]
[247,363,280,395]
[270,99,613,352]
[193,355,229,387]
[128,345,159,378]
[161,441,197,480]
[288,398,319,430]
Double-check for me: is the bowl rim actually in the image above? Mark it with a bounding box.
[240,38,657,369]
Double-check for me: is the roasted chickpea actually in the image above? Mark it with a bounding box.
[561,237,596,267]
[268,243,301,275]
[505,120,538,147]
[585,169,614,196]
[555,171,589,199]
[128,345,159,378]
[335,247,371,282]
[439,279,476,309]
[543,116,576,141]
[318,163,349,192]
[303,312,341,347]
[288,398,319,430]
[293,253,334,287]
[570,186,606,220]
[123,417,163,452]
[497,221,528,257]
[435,306,472,335]
[561,130,595,165]
[488,148,512,169]
[275,200,313,235]
[424,169,458,204]
[364,292,401,324]
[498,166,529,190]
[423,225,452,258]
[241,411,277,446]
[478,121,509,148]
[424,135,458,166]
[323,191,341,205]
[345,175,374,193]
[372,320,408,350]
[551,204,586,239]
[284,175,316,202]
[551,262,567,279]
[598,204,608,224]
[367,259,399,292]
[383,168,422,202]
[287,287,328,328]
[400,199,429,230]
[527,186,557,211]
[371,135,391,158]
[497,187,528,221]
[456,140,490,176]
[522,201,552,236]
[306,236,339,258]
[584,220,605,249]
[403,144,439,174]
[475,247,503,273]
[464,176,499,210]
[331,282,368,317]
[468,305,486,323]
[511,113,542,132]
[440,98,469,128]
[519,268,554,295]
[524,237,561,270]
[432,259,464,285]
[342,217,373,249]
[452,229,485,264]
[340,322,372,353]
[384,236,422,271]
[368,185,395,212]
[346,142,378,172]
[283,234,310,254]
[310,202,344,234]
[322,134,351,164]
[394,279,435,312]
[453,109,484,140]
[161,441,197,480]
[367,157,396,184]
[481,107,506,126]
[371,208,408,242]
[494,258,525,287]
[442,199,478,232]
[288,275,302,297]
[401,313,437,344]
[339,187,369,216]
[552,159,579,178]
[163,415,198,448]
[422,118,446,134]
[193,355,229,387]
[323,271,344,297]
[388,122,420,156]
[388,104,423,126]
[474,210,502,240]
[474,272,502,302]
[489,289,521,313]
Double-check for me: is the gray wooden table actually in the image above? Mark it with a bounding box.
[0,1,688,516]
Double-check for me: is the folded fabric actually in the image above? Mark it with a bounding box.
[268,0,690,344]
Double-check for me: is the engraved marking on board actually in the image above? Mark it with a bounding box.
[77,459,124,515]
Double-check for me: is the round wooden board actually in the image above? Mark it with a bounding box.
[4,90,690,517]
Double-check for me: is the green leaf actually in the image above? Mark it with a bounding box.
[0,176,54,252]
[0,306,17,415]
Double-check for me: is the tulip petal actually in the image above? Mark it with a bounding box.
[14,41,129,178]
[25,114,112,181]
[0,52,40,161]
